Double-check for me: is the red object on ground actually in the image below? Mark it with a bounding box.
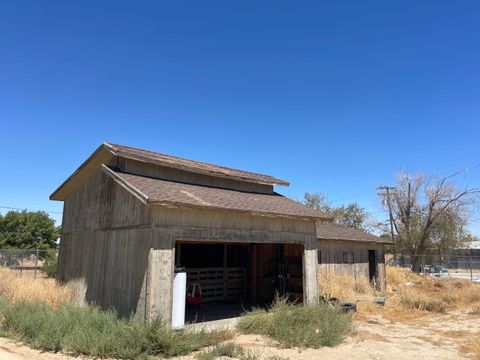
[186,283,204,305]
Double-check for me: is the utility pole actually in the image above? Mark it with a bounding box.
[377,186,396,244]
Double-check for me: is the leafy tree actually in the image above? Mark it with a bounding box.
[334,203,369,231]
[379,172,479,271]
[303,192,331,212]
[0,210,60,250]
[429,209,472,255]
[303,192,370,231]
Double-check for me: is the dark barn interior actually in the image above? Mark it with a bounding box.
[176,242,304,323]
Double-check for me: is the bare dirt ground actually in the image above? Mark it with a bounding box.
[219,309,478,360]
[0,338,74,360]
[1,308,478,360]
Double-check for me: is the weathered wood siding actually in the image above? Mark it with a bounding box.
[61,171,151,232]
[119,158,274,194]
[151,207,316,243]
[317,239,385,289]
[58,170,153,318]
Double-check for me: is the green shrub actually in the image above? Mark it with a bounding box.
[41,250,58,278]
[0,298,231,359]
[237,298,352,348]
[144,319,219,357]
[235,308,271,334]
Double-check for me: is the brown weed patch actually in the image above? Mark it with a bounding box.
[0,267,78,308]
[319,267,480,324]
[460,335,480,360]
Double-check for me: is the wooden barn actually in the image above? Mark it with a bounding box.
[51,142,388,323]
[316,223,390,290]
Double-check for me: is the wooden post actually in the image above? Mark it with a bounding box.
[223,244,228,300]
[250,244,257,303]
[469,256,473,283]
[146,230,175,323]
[33,249,39,279]
[303,238,319,305]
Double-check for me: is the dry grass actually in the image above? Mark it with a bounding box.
[318,267,480,323]
[469,306,480,316]
[318,267,480,359]
[436,329,471,339]
[353,329,390,343]
[0,267,78,308]
[318,269,376,303]
[460,336,480,360]
[386,267,480,312]
[416,335,443,347]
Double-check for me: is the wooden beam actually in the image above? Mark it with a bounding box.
[102,164,150,204]
[223,244,228,301]
[250,244,257,303]
[50,144,115,201]
[303,239,319,306]
[146,232,175,322]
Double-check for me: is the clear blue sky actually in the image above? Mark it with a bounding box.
[0,1,479,236]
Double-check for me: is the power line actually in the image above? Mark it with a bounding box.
[0,205,62,215]
[444,161,480,180]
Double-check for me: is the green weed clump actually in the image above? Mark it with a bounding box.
[195,342,259,360]
[400,296,446,313]
[0,298,232,359]
[237,298,352,348]
[41,250,58,278]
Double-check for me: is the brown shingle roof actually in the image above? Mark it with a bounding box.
[104,166,332,220]
[316,223,392,243]
[104,142,289,186]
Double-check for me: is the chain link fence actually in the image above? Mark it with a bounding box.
[386,254,480,282]
[0,249,52,278]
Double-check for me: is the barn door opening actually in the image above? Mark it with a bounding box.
[368,250,377,283]
[176,242,250,323]
[251,243,303,305]
[176,241,304,323]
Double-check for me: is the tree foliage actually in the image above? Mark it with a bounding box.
[335,203,370,230]
[303,192,331,212]
[303,192,370,231]
[0,210,59,249]
[379,172,479,261]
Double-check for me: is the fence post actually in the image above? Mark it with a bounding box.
[470,256,473,283]
[34,249,39,279]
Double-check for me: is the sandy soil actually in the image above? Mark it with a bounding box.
[0,338,76,360]
[184,312,478,360]
[0,309,478,360]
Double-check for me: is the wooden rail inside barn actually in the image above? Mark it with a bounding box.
[186,267,247,302]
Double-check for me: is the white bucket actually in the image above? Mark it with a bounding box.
[171,270,186,329]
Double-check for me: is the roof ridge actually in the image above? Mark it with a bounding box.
[104,142,289,186]
[316,222,392,243]
[107,165,285,196]
[105,142,276,178]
